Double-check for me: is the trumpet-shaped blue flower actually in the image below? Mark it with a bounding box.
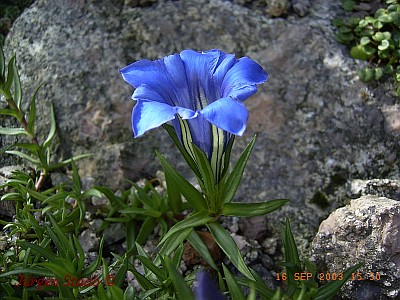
[120,49,267,167]
[195,271,225,300]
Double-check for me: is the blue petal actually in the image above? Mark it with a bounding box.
[120,54,191,108]
[132,100,196,137]
[222,57,268,101]
[195,271,225,300]
[180,50,221,107]
[212,52,236,88]
[200,97,248,136]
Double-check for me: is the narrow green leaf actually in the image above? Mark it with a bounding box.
[158,227,192,258]
[0,268,53,278]
[0,108,19,118]
[172,243,184,269]
[156,150,207,211]
[18,241,57,263]
[223,264,246,300]
[207,221,255,281]
[192,143,216,195]
[48,153,93,171]
[123,286,136,300]
[222,199,289,217]
[281,218,301,267]
[4,56,15,92]
[43,102,56,149]
[0,127,27,135]
[5,150,40,164]
[41,258,76,278]
[0,44,5,80]
[135,217,157,246]
[73,235,85,275]
[315,263,362,300]
[236,268,276,299]
[187,230,218,270]
[162,123,201,178]
[26,84,44,135]
[119,207,161,218]
[137,255,167,281]
[10,55,23,108]
[222,136,256,204]
[165,257,194,300]
[220,135,235,181]
[81,238,104,278]
[130,268,155,291]
[159,210,213,245]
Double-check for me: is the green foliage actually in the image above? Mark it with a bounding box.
[334,0,400,96]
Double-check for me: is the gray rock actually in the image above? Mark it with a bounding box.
[78,229,99,252]
[350,179,400,201]
[266,0,289,17]
[2,0,399,255]
[292,0,311,16]
[311,196,400,299]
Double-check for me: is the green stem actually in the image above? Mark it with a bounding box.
[1,89,44,189]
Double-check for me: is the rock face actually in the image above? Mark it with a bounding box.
[1,0,399,251]
[311,195,400,299]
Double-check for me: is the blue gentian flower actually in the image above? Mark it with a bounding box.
[120,49,267,175]
[195,271,225,300]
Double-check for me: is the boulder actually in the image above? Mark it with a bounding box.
[311,195,400,299]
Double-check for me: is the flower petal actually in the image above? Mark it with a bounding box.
[120,54,190,107]
[195,271,224,300]
[132,100,196,137]
[200,97,248,136]
[222,57,268,101]
[180,50,221,107]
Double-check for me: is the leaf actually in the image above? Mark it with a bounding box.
[350,45,371,60]
[119,207,161,218]
[192,143,216,195]
[135,217,157,246]
[236,268,276,299]
[0,127,27,135]
[27,83,44,135]
[222,264,246,300]
[222,199,288,217]
[378,39,390,50]
[81,238,104,278]
[0,108,19,118]
[222,136,256,204]
[11,55,22,108]
[156,150,207,212]
[280,218,302,288]
[165,257,194,300]
[162,123,201,179]
[136,255,167,281]
[315,263,362,300]
[0,44,5,80]
[5,150,40,164]
[187,230,218,270]
[159,210,213,245]
[158,227,192,259]
[358,68,375,82]
[43,102,57,149]
[4,56,15,93]
[207,221,254,281]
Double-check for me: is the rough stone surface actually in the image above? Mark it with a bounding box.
[1,0,399,262]
[311,196,400,299]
